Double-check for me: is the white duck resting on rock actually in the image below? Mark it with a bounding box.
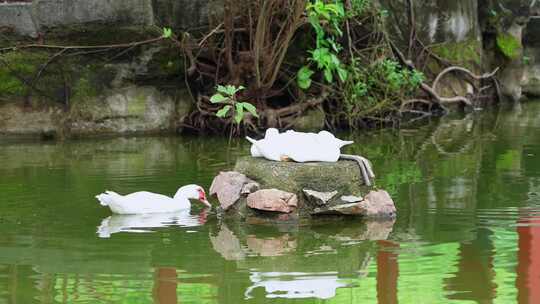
[246,128,375,186]
[95,184,211,215]
[247,128,352,162]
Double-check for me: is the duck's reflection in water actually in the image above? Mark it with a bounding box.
[97,209,208,238]
[210,218,395,300]
[245,271,349,299]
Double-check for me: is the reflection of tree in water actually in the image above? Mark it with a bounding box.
[444,228,497,303]
[398,104,540,301]
[516,211,540,304]
[392,111,502,243]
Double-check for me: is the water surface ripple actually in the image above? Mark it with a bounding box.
[1,103,540,303]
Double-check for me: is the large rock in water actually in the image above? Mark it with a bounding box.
[234,157,367,194]
[208,157,396,220]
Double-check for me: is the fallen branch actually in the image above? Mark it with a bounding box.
[399,98,432,112]
[0,36,165,53]
[432,66,499,93]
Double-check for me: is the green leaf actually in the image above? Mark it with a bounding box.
[308,14,320,28]
[216,85,229,96]
[234,103,244,124]
[225,85,237,96]
[298,66,315,80]
[330,53,341,67]
[297,66,314,90]
[319,10,331,20]
[335,3,345,17]
[162,28,173,39]
[216,105,231,117]
[241,102,259,118]
[210,93,228,103]
[298,77,312,90]
[324,68,333,83]
[311,48,331,69]
[337,67,348,82]
[327,39,340,53]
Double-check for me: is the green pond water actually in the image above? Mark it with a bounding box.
[1,102,540,304]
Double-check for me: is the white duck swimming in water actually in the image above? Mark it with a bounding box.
[95,184,211,215]
[247,128,353,162]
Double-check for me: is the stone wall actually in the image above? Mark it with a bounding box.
[377,0,540,102]
[523,16,540,97]
[376,0,482,99]
[1,0,153,37]
[0,0,209,138]
[379,0,481,46]
[0,86,193,138]
[0,0,213,37]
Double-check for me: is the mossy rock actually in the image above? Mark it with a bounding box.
[430,39,482,69]
[496,33,522,60]
[0,49,115,104]
[232,157,372,218]
[0,51,49,97]
[234,157,369,196]
[44,25,156,46]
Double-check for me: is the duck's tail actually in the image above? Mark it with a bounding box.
[245,136,257,144]
[95,191,120,206]
[337,140,354,148]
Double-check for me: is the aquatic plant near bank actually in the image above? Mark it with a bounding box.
[211,84,259,126]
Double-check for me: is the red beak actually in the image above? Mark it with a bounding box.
[198,189,211,208]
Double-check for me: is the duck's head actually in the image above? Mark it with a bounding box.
[174,185,211,208]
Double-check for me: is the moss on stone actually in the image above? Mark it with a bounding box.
[232,157,376,217]
[496,33,522,60]
[0,51,49,98]
[71,77,97,102]
[145,46,185,79]
[430,39,482,67]
[0,49,115,105]
[128,91,147,116]
[234,157,369,196]
[45,25,157,46]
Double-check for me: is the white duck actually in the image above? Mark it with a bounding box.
[95,184,211,215]
[247,128,353,162]
[247,128,375,186]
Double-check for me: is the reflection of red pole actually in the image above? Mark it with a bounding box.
[516,215,540,304]
[153,267,178,304]
[377,240,399,304]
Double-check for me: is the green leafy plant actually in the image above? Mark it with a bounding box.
[342,58,424,123]
[375,59,424,92]
[297,0,348,89]
[297,66,315,89]
[162,27,173,39]
[210,85,258,124]
[349,0,371,17]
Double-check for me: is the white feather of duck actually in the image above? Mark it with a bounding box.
[246,128,353,163]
